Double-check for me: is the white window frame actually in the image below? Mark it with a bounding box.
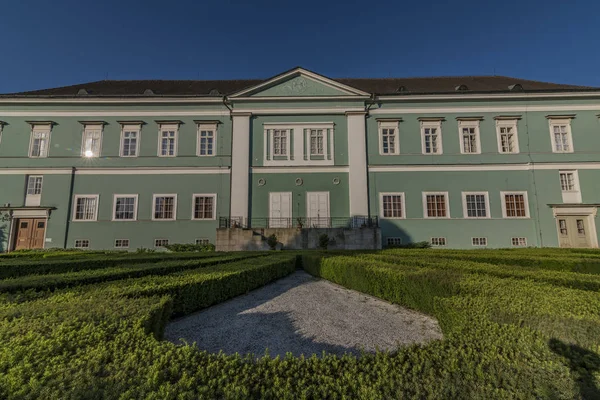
[114,239,130,248]
[28,124,51,158]
[195,238,210,245]
[421,121,443,155]
[157,123,179,157]
[74,239,90,249]
[511,237,527,247]
[422,192,450,219]
[309,128,326,156]
[196,123,217,157]
[152,194,177,221]
[81,123,103,158]
[112,194,139,221]
[501,191,530,219]
[191,193,217,220]
[471,237,488,247]
[263,122,334,166]
[548,118,574,153]
[72,195,99,222]
[430,237,447,247]
[559,170,580,192]
[458,120,481,154]
[154,239,169,248]
[379,192,406,219]
[26,175,43,195]
[496,120,519,154]
[461,191,491,219]
[378,121,400,155]
[120,124,141,157]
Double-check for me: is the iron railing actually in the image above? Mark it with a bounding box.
[219,216,378,229]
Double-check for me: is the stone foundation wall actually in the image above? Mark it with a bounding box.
[216,227,381,251]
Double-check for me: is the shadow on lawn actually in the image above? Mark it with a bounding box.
[549,338,600,399]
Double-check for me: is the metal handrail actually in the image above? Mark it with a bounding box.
[219,216,378,229]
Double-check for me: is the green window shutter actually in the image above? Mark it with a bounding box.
[290,129,294,160]
[266,129,270,160]
[303,129,308,160]
[327,128,332,160]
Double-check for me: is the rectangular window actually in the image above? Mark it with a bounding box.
[559,219,568,235]
[472,237,487,246]
[73,195,99,221]
[386,237,403,246]
[113,195,138,221]
[496,121,519,154]
[511,237,527,247]
[195,238,210,245]
[158,124,178,157]
[379,122,399,155]
[576,219,585,235]
[310,129,324,156]
[549,119,573,153]
[463,192,489,218]
[459,121,480,154]
[421,122,442,154]
[153,195,176,220]
[121,125,140,157]
[273,129,288,156]
[26,176,43,195]
[380,193,405,219]
[430,237,447,246]
[154,239,169,247]
[192,194,216,220]
[74,239,90,249]
[81,125,102,157]
[115,239,130,248]
[29,128,50,158]
[559,171,576,191]
[502,192,529,218]
[197,125,216,156]
[424,192,449,218]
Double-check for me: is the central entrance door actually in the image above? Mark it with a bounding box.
[306,191,330,228]
[14,218,46,250]
[556,215,593,248]
[269,192,292,228]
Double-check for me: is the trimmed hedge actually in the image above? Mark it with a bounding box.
[0,254,261,293]
[0,252,232,279]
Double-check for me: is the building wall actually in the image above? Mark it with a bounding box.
[1,77,600,251]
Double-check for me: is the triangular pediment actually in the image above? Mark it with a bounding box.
[229,67,370,98]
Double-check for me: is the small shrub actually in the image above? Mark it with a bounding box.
[163,243,215,252]
[318,234,330,250]
[386,241,431,249]
[266,234,278,250]
[136,247,156,254]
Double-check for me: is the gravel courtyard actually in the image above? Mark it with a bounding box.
[165,271,443,357]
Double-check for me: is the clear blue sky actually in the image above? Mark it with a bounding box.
[1,0,599,93]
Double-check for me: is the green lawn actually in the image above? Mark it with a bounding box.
[0,249,599,399]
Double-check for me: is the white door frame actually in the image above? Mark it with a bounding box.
[269,192,292,228]
[306,191,330,228]
[552,206,599,248]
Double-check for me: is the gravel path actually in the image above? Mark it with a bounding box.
[164,271,443,357]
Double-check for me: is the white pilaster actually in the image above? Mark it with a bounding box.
[346,111,369,216]
[230,112,251,222]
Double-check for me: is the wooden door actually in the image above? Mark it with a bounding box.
[13,218,46,250]
[31,219,46,249]
[14,219,33,250]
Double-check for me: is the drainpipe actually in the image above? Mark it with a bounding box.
[63,167,76,249]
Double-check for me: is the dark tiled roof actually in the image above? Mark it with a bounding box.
[2,75,595,97]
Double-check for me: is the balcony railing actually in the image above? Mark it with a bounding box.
[219,216,378,229]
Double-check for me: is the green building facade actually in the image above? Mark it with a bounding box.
[1,67,599,250]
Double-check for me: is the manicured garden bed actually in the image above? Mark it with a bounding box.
[0,249,598,399]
